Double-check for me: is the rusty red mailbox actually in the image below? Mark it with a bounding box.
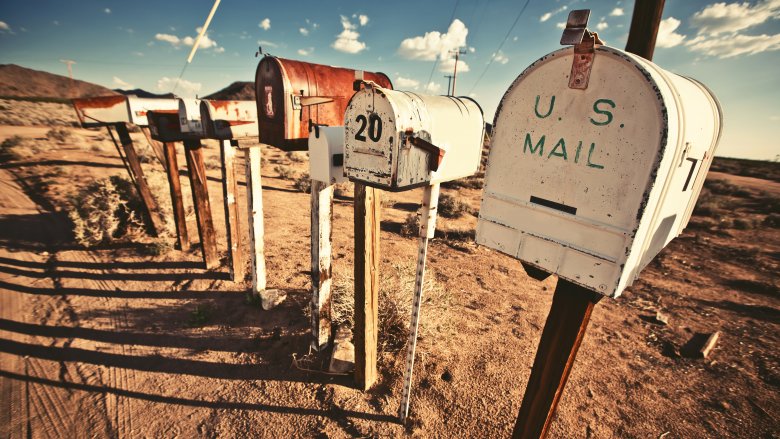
[255,56,392,150]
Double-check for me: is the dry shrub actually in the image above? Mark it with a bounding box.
[68,176,146,247]
[275,165,295,179]
[705,179,751,198]
[442,173,484,190]
[46,127,72,143]
[333,182,351,198]
[438,193,470,218]
[400,213,420,237]
[764,214,780,228]
[330,261,453,354]
[0,135,24,161]
[286,151,307,162]
[204,154,222,170]
[294,173,312,193]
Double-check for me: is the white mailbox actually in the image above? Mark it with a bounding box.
[200,100,259,140]
[126,96,179,127]
[476,43,722,298]
[344,84,484,191]
[178,99,204,136]
[308,126,347,184]
[72,95,130,127]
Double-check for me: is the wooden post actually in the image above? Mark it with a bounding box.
[245,146,267,294]
[114,123,162,236]
[220,140,243,281]
[162,141,189,250]
[310,179,334,351]
[354,182,380,391]
[140,126,169,172]
[512,279,602,439]
[183,139,219,270]
[625,0,666,60]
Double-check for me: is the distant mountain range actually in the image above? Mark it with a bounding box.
[204,81,254,100]
[114,88,175,99]
[0,64,119,100]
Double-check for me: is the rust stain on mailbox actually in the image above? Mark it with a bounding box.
[72,95,129,127]
[255,56,393,151]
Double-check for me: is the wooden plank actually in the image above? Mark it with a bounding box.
[162,141,189,250]
[310,179,334,351]
[183,139,219,270]
[354,182,380,391]
[220,140,243,281]
[114,123,161,236]
[513,279,602,439]
[699,331,720,358]
[140,126,168,172]
[245,146,267,294]
[625,0,666,60]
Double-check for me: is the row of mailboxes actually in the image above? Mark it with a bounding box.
[147,99,259,142]
[476,44,722,298]
[72,95,179,128]
[256,56,393,151]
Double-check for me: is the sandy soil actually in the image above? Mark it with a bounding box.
[0,102,778,438]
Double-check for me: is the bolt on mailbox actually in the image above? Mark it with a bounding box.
[476,44,723,298]
[344,83,484,191]
[308,126,347,184]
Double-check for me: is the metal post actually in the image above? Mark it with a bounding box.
[398,183,440,422]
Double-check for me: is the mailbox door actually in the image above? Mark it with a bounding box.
[308,126,346,184]
[178,99,203,135]
[344,87,398,188]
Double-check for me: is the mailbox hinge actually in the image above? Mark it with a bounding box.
[560,9,604,90]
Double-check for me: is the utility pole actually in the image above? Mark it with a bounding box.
[443,75,454,96]
[449,47,467,96]
[59,59,76,79]
[625,0,666,60]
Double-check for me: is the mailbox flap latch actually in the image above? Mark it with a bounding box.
[560,9,604,90]
[403,129,445,172]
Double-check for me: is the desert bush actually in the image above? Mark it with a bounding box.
[755,195,780,215]
[68,176,145,247]
[275,165,295,179]
[0,135,23,161]
[286,151,307,162]
[400,213,420,237]
[438,193,471,218]
[732,218,758,230]
[294,173,312,193]
[442,173,484,190]
[46,127,72,143]
[764,214,780,228]
[705,179,751,198]
[333,182,351,198]
[204,155,222,170]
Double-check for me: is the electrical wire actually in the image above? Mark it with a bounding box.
[467,0,531,95]
[425,0,461,91]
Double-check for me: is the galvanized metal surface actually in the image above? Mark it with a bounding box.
[72,95,130,127]
[476,45,722,298]
[200,100,258,140]
[255,56,392,151]
[344,84,484,191]
[126,96,180,126]
[308,126,347,184]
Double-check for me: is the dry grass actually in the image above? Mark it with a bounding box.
[286,151,307,162]
[46,127,72,143]
[294,173,312,193]
[275,165,295,179]
[333,182,351,198]
[400,213,420,237]
[68,176,146,247]
[438,193,471,218]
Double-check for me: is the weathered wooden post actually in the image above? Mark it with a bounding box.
[343,80,484,404]
[114,123,164,235]
[161,140,189,249]
[474,7,723,436]
[244,144,269,296]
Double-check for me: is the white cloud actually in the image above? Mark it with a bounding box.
[52,20,59,26]
[104,8,111,14]
[259,18,271,31]
[132,51,144,57]
[113,76,133,89]
[556,22,566,30]
[0,21,11,33]
[686,32,780,57]
[540,5,568,23]
[297,47,314,56]
[596,21,609,31]
[610,7,625,17]
[257,39,279,48]
[439,57,470,73]
[424,82,442,94]
[691,0,780,36]
[395,76,420,89]
[656,17,686,48]
[358,14,369,26]
[492,50,509,64]
[398,19,469,61]
[155,33,180,45]
[332,15,366,54]
[155,27,223,53]
[157,76,201,98]
[299,27,309,36]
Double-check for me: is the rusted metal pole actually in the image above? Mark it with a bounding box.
[354,182,380,391]
[162,141,189,250]
[311,179,334,351]
[220,140,243,281]
[183,139,219,270]
[625,0,666,60]
[114,123,162,236]
[512,280,602,438]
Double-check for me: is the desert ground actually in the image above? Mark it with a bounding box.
[0,98,777,438]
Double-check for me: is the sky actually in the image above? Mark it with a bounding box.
[0,0,778,160]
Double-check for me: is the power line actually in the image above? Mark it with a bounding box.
[425,0,461,92]
[467,0,531,95]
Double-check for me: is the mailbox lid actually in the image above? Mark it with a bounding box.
[72,95,129,127]
[178,99,203,135]
[308,126,347,184]
[126,96,179,126]
[200,100,258,139]
[255,55,393,151]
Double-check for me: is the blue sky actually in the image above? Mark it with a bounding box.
[0,0,778,160]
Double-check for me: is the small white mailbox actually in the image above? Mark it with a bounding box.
[126,96,179,127]
[200,100,259,140]
[178,99,204,136]
[308,126,347,184]
[476,44,722,298]
[344,84,484,191]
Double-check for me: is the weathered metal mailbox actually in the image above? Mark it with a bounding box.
[308,126,347,184]
[147,108,201,142]
[476,41,722,298]
[126,96,179,127]
[200,100,258,140]
[255,55,393,150]
[344,84,484,191]
[72,95,131,127]
[178,98,205,136]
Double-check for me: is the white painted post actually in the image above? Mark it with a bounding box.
[311,179,334,351]
[245,146,267,294]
